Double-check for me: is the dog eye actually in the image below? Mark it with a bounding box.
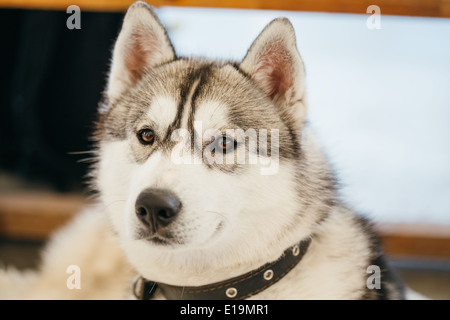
[217,136,236,153]
[137,129,155,145]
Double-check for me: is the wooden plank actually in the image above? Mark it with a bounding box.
[377,223,450,259]
[0,0,449,18]
[0,192,86,240]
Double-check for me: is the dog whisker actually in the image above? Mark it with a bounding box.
[206,210,227,218]
[67,150,96,155]
[77,157,99,164]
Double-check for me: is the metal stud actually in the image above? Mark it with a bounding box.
[226,287,238,298]
[292,244,300,256]
[263,269,274,281]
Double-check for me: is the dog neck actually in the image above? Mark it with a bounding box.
[133,238,311,300]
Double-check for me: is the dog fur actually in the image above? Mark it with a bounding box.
[0,1,406,299]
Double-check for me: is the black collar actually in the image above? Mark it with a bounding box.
[133,238,311,300]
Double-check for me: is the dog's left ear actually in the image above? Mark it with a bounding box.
[240,18,306,126]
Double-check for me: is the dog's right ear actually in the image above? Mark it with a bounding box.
[106,2,175,104]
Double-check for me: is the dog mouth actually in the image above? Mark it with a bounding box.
[135,227,176,246]
[144,233,172,246]
[134,220,225,247]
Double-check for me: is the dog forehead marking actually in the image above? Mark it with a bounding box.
[194,100,229,132]
[179,78,201,131]
[147,95,178,131]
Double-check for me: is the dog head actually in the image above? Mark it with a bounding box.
[94,2,334,283]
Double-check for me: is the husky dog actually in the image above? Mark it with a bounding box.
[0,1,406,299]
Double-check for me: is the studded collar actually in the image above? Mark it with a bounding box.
[133,238,311,300]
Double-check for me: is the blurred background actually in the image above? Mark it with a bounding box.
[0,0,449,299]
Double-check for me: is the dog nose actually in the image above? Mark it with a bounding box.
[135,188,181,231]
